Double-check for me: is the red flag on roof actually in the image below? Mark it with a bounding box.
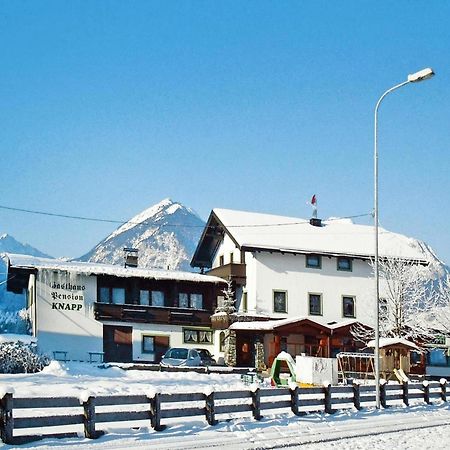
[311,194,317,205]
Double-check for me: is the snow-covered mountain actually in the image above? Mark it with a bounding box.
[0,234,52,333]
[78,199,205,271]
[0,233,52,259]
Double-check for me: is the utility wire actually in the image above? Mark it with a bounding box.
[0,204,372,229]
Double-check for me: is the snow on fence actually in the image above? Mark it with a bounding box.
[0,380,447,445]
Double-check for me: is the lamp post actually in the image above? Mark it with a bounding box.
[374,67,434,409]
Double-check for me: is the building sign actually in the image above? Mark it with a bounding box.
[49,280,86,312]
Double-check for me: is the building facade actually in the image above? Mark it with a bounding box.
[191,208,435,368]
[5,254,226,363]
[191,208,432,328]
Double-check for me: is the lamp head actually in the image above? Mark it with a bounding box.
[408,68,435,83]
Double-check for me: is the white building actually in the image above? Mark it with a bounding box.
[4,254,225,363]
[191,208,434,328]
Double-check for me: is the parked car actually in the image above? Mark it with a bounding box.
[160,347,202,367]
[195,348,217,366]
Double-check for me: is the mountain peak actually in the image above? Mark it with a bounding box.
[78,199,205,271]
[0,233,52,258]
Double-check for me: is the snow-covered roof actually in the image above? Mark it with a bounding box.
[326,319,360,330]
[229,316,351,331]
[212,208,435,262]
[4,253,225,284]
[367,338,419,350]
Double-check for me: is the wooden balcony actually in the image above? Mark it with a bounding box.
[206,263,246,286]
[94,303,213,327]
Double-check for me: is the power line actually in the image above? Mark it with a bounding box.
[0,204,372,229]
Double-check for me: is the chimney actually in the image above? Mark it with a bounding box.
[124,247,138,268]
[309,218,322,227]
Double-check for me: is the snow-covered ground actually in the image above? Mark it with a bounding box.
[1,363,450,449]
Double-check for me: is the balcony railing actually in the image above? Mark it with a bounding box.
[207,263,246,285]
[94,302,213,326]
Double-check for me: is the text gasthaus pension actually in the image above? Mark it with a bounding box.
[49,281,86,311]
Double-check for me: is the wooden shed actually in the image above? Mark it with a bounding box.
[368,338,419,379]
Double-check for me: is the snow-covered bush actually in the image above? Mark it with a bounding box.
[0,341,50,373]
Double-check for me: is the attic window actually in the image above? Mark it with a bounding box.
[337,257,352,272]
[306,254,321,269]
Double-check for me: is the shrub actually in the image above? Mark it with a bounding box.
[0,341,50,373]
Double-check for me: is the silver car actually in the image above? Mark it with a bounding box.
[160,347,202,367]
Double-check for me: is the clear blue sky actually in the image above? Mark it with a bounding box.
[1,1,449,263]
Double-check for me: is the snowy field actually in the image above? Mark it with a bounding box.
[1,363,450,449]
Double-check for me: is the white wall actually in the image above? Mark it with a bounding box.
[34,269,103,361]
[252,252,373,325]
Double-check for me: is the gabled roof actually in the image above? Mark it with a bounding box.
[229,316,364,334]
[3,253,225,284]
[191,208,435,268]
[367,337,419,350]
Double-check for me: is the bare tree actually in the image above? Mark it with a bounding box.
[352,258,448,348]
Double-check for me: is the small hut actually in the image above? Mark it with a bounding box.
[367,338,419,379]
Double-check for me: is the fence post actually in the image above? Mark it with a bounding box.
[290,386,301,416]
[402,381,409,407]
[83,396,97,439]
[150,393,166,431]
[380,382,388,408]
[323,383,333,414]
[423,381,430,405]
[205,392,217,426]
[440,379,447,402]
[0,393,14,444]
[352,383,361,410]
[251,388,262,421]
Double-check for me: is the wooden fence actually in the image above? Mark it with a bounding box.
[0,380,447,445]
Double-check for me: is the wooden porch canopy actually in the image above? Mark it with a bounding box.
[229,316,361,337]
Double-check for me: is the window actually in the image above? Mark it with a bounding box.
[219,255,224,266]
[219,331,226,352]
[142,335,170,362]
[191,293,203,309]
[242,292,248,313]
[99,287,110,303]
[179,293,189,308]
[309,293,322,315]
[112,288,125,304]
[98,286,126,304]
[151,291,165,307]
[142,336,155,353]
[240,251,246,264]
[342,296,356,318]
[273,291,287,313]
[139,290,165,306]
[337,257,352,271]
[183,328,213,344]
[306,254,321,269]
[140,290,150,306]
[178,293,203,309]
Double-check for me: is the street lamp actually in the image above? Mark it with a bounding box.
[374,67,434,409]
